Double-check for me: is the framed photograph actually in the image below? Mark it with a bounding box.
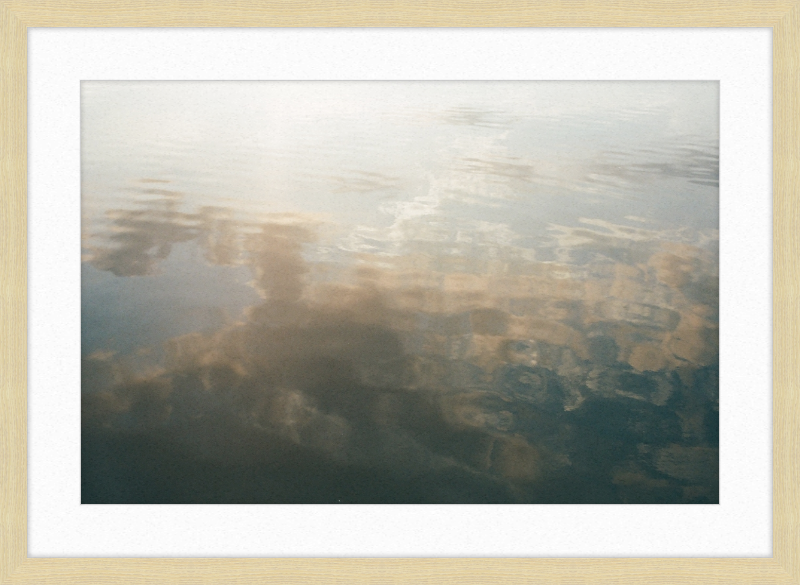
[2,2,796,583]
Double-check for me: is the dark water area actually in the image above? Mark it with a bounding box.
[81,82,719,504]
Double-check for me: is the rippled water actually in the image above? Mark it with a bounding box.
[81,82,719,504]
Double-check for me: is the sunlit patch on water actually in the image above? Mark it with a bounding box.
[81,81,718,504]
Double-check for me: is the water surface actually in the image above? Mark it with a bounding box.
[82,82,719,504]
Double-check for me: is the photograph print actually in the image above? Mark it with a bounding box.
[81,81,719,504]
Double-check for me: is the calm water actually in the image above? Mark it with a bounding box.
[81,82,719,504]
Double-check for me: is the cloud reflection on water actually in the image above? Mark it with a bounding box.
[82,190,718,504]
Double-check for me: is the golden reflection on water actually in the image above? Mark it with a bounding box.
[82,189,718,503]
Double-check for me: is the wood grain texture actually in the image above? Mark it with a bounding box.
[0,0,793,27]
[0,2,28,584]
[1,1,797,583]
[774,2,800,583]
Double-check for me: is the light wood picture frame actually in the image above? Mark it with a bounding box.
[1,1,797,583]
